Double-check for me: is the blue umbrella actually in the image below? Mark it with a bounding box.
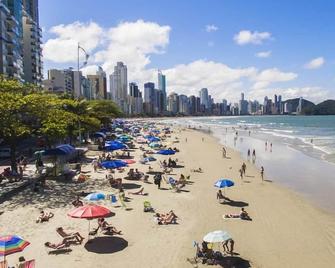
[147,136,160,142]
[144,156,156,162]
[214,179,234,188]
[157,149,175,155]
[101,160,127,169]
[105,141,127,151]
[84,193,106,201]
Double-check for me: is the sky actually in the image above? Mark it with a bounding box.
[40,0,335,103]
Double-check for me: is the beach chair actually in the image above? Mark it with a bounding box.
[143,201,154,212]
[168,177,181,192]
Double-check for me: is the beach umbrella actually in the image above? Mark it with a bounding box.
[157,149,175,155]
[0,235,30,261]
[105,141,127,151]
[148,136,160,142]
[101,160,127,169]
[149,142,161,148]
[203,230,232,243]
[115,128,123,132]
[214,179,234,188]
[84,193,106,201]
[68,204,114,238]
[144,156,156,162]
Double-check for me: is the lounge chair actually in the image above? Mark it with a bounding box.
[0,260,7,268]
[143,201,154,212]
[18,259,35,268]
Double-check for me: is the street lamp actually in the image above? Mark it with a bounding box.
[77,43,89,144]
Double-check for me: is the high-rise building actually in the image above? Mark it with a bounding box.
[0,0,42,83]
[42,68,90,98]
[128,82,143,115]
[200,88,209,109]
[22,0,42,84]
[144,82,155,115]
[239,92,249,115]
[178,94,189,114]
[87,67,107,100]
[167,92,179,114]
[110,62,128,113]
[158,70,166,112]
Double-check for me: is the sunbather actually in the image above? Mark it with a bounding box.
[72,196,83,207]
[191,167,203,173]
[36,210,54,223]
[154,210,178,225]
[129,187,148,195]
[97,218,122,235]
[56,227,84,243]
[44,239,71,250]
[224,208,251,220]
[109,177,122,188]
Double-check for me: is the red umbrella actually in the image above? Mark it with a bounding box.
[68,205,115,239]
[68,204,114,219]
[122,159,136,164]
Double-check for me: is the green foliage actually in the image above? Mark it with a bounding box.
[0,77,121,170]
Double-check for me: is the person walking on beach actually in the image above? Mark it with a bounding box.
[242,162,246,175]
[247,149,251,160]
[222,146,226,158]
[265,141,268,151]
[239,168,243,180]
[252,149,256,164]
[270,143,273,152]
[261,166,264,181]
[202,137,204,142]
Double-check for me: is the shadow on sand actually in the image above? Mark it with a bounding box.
[223,199,249,207]
[217,256,251,267]
[121,183,142,190]
[85,236,128,254]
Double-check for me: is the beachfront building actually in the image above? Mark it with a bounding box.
[178,94,189,115]
[110,62,128,114]
[22,0,42,85]
[43,68,91,98]
[128,82,143,115]
[239,92,249,115]
[143,82,155,115]
[200,88,209,110]
[0,0,42,83]
[167,92,179,115]
[158,70,167,112]
[87,67,107,100]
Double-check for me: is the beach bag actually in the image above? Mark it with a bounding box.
[111,194,117,203]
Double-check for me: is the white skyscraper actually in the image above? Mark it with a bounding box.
[110,62,128,113]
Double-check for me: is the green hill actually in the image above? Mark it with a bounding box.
[311,100,335,115]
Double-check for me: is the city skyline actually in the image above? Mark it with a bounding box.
[39,0,335,103]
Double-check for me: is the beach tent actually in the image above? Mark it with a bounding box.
[157,149,175,155]
[42,144,76,156]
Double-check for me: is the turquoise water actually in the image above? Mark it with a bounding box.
[169,116,335,213]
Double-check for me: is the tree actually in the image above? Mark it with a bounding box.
[87,100,123,126]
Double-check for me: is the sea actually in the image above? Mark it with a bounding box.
[167,115,335,213]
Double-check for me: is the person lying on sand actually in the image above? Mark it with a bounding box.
[154,210,178,225]
[97,218,122,235]
[224,208,251,220]
[36,210,54,223]
[129,187,148,196]
[44,237,79,249]
[72,196,83,207]
[191,167,203,173]
[56,227,84,244]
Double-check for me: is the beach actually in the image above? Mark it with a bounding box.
[1,126,335,267]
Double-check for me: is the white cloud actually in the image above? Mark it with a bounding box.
[206,24,218,32]
[304,57,325,69]
[234,30,272,45]
[256,50,271,58]
[43,21,103,63]
[252,68,297,89]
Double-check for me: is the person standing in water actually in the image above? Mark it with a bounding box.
[247,149,251,161]
[261,166,264,181]
[265,141,268,151]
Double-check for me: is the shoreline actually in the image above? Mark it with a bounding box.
[1,124,335,267]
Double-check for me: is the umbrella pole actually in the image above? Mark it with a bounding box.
[88,219,91,241]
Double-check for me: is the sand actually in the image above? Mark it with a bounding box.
[1,127,335,268]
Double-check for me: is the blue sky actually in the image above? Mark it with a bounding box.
[40,0,335,103]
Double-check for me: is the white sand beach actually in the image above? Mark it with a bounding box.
[1,126,335,268]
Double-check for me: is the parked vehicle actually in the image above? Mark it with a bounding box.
[0,148,11,158]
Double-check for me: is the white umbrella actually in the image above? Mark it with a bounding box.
[203,230,231,243]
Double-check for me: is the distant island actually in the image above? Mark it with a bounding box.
[285,98,335,115]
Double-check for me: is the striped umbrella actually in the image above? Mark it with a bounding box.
[0,235,30,260]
